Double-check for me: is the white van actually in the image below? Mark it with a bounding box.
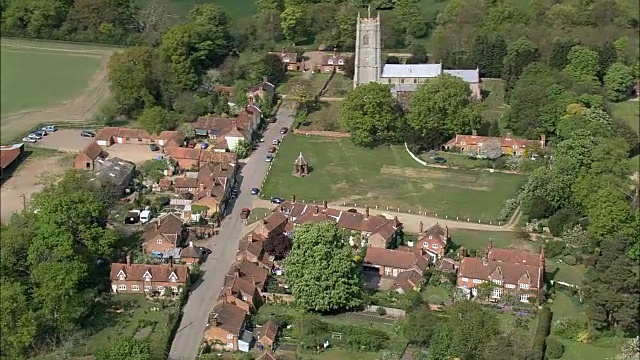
[140,210,152,224]
[42,125,57,132]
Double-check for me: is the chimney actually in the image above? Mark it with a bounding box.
[314,205,319,215]
[445,226,449,240]
[234,268,240,278]
[156,221,160,230]
[248,234,254,242]
[251,275,256,285]
[263,76,268,83]
[483,250,489,266]
[199,183,204,192]
[475,250,479,258]
[419,221,424,233]
[365,206,370,219]
[505,132,512,140]
[540,134,546,147]
[206,190,211,197]
[210,312,219,327]
[333,47,337,57]
[488,239,493,251]
[280,205,285,212]
[262,218,268,224]
[323,200,327,210]
[189,241,194,247]
[292,195,296,203]
[126,253,131,266]
[472,130,477,137]
[169,256,174,268]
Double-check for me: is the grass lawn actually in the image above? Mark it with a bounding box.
[419,151,492,169]
[0,41,103,116]
[448,229,537,254]
[629,155,639,172]
[480,79,508,125]
[323,74,352,97]
[560,340,620,360]
[546,260,586,286]
[421,284,452,304]
[611,101,640,134]
[247,207,272,223]
[277,72,329,96]
[136,0,256,21]
[301,101,344,131]
[262,135,524,221]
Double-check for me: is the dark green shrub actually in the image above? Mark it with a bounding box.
[532,307,552,359]
[545,241,567,258]
[545,336,564,359]
[548,209,579,236]
[563,255,577,266]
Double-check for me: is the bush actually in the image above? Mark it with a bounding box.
[554,318,586,340]
[532,307,552,359]
[528,196,552,220]
[545,336,565,359]
[545,241,567,258]
[498,198,518,221]
[583,255,597,267]
[563,255,577,266]
[548,209,579,236]
[376,306,387,316]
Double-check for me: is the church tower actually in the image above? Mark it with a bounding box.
[353,8,381,88]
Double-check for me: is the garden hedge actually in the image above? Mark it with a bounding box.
[532,307,553,360]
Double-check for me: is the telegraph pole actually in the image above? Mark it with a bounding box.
[20,194,26,211]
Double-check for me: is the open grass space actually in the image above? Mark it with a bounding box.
[32,294,177,360]
[277,72,328,96]
[323,74,351,97]
[447,229,535,254]
[480,79,508,125]
[136,0,256,21]
[301,101,344,131]
[611,101,640,134]
[262,135,524,221]
[546,260,586,286]
[0,41,102,116]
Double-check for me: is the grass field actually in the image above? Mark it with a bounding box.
[1,42,102,116]
[611,101,640,134]
[480,79,508,125]
[302,101,344,131]
[262,135,524,220]
[448,229,536,253]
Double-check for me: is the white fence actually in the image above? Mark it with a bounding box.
[403,142,427,166]
[170,199,192,206]
[363,305,406,318]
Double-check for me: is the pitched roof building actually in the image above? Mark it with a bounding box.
[74,142,105,170]
[444,131,546,157]
[364,247,429,278]
[109,255,189,294]
[0,143,24,175]
[416,222,450,262]
[203,302,247,351]
[141,213,186,255]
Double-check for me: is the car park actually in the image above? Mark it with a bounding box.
[27,133,42,140]
[240,208,251,219]
[149,144,159,151]
[80,131,95,137]
[251,188,260,195]
[280,127,288,134]
[265,154,274,162]
[22,137,37,143]
[270,197,284,204]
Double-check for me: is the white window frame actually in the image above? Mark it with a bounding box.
[432,244,438,249]
[156,239,162,244]
[327,59,333,65]
[226,334,234,339]
[144,286,152,292]
[423,242,428,248]
[118,275,125,281]
[505,283,516,289]
[428,235,432,239]
[338,59,344,65]
[492,279,502,285]
[491,288,502,298]
[157,286,165,292]
[117,284,127,291]
[226,343,234,348]
[172,286,179,293]
[144,276,151,282]
[520,293,529,303]
[131,285,140,291]
[519,283,529,289]
[461,277,469,282]
[472,278,483,284]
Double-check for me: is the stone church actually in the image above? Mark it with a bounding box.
[353,11,481,101]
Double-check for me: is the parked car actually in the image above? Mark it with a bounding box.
[201,142,209,149]
[240,208,251,219]
[269,117,277,123]
[347,208,358,213]
[80,131,95,138]
[251,188,260,195]
[34,130,47,137]
[187,141,196,148]
[268,146,277,153]
[270,197,285,204]
[42,125,57,132]
[433,156,447,164]
[22,137,37,143]
[200,247,212,255]
[265,154,274,162]
[280,127,288,134]
[272,139,280,145]
[149,143,159,151]
[27,133,42,140]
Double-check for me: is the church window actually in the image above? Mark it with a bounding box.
[400,78,405,84]
[363,35,369,46]
[413,78,417,84]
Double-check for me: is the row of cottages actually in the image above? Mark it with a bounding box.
[443,130,546,157]
[457,241,545,303]
[94,127,183,148]
[194,104,262,152]
[269,48,352,74]
[168,152,238,217]
[109,254,190,295]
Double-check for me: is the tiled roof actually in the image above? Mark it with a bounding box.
[142,213,184,244]
[261,211,288,232]
[211,302,246,335]
[257,351,277,360]
[109,262,189,283]
[459,257,541,288]
[488,247,542,267]
[174,177,198,188]
[165,147,201,160]
[229,260,268,289]
[239,234,266,258]
[225,274,258,297]
[95,127,119,141]
[436,258,459,273]
[381,64,442,78]
[158,130,183,143]
[443,69,480,83]
[259,320,279,342]
[0,143,23,170]
[117,128,153,139]
[364,247,429,270]
[394,269,424,291]
[180,243,202,258]
[419,223,448,246]
[200,151,237,165]
[321,53,348,66]
[79,141,104,160]
[444,134,543,150]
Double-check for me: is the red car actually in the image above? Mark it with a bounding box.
[268,146,277,153]
[240,208,251,219]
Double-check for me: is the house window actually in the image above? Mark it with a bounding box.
[423,242,428,248]
[505,284,515,289]
[428,235,432,239]
[385,267,392,276]
[328,59,334,65]
[118,275,125,281]
[338,59,344,65]
[85,162,91,169]
[117,284,127,291]
[400,78,405,84]
[362,35,369,46]
[172,286,179,293]
[491,288,502,298]
[432,244,438,249]
[461,277,469,282]
[519,283,529,289]
[157,286,165,292]
[520,294,529,303]
[138,138,142,142]
[472,279,483,284]
[144,286,152,292]
[226,334,234,339]
[492,279,502,285]
[144,276,151,282]
[242,294,248,301]
[131,285,140,291]
[413,78,417,84]
[478,143,483,147]
[226,343,234,349]
[156,239,162,244]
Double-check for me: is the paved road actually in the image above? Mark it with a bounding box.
[252,200,519,232]
[168,104,296,360]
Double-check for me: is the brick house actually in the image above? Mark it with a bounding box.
[74,142,105,170]
[258,320,279,351]
[141,213,186,255]
[275,200,402,248]
[416,222,449,262]
[444,131,546,157]
[457,242,545,303]
[393,269,425,293]
[109,255,189,294]
[319,50,349,73]
[180,241,202,265]
[203,301,247,351]
[247,79,275,104]
[363,247,429,278]
[219,272,262,313]
[164,146,202,170]
[157,130,183,148]
[95,127,155,146]
[269,49,298,71]
[228,259,269,294]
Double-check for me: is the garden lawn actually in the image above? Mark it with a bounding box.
[136,0,256,21]
[611,101,640,134]
[301,101,344,131]
[0,43,102,116]
[480,79,508,125]
[262,135,524,221]
[323,74,352,97]
[546,260,586,286]
[448,229,537,254]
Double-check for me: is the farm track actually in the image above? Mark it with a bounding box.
[0,40,116,143]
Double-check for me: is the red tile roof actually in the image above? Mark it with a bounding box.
[488,247,542,267]
[109,262,189,283]
[364,247,429,271]
[418,223,448,246]
[0,144,23,170]
[142,213,184,245]
[459,257,541,288]
[210,302,246,335]
[165,147,201,160]
[95,127,120,141]
[393,269,424,291]
[445,133,544,150]
[259,320,279,343]
[79,141,104,160]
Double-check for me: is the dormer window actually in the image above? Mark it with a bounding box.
[428,235,432,239]
[143,271,152,282]
[156,239,162,244]
[283,56,290,62]
[328,59,334,65]
[432,244,438,249]
[169,272,178,283]
[461,141,466,145]
[492,279,502,285]
[519,283,529,289]
[338,59,344,65]
[117,269,126,281]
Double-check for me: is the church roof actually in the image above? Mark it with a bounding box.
[443,69,480,83]
[381,64,442,78]
[294,152,308,166]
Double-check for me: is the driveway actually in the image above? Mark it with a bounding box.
[168,104,296,360]
[32,129,94,152]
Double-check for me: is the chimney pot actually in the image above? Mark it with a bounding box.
[323,200,327,209]
[190,241,194,247]
[365,206,369,219]
[292,195,296,203]
[169,256,174,268]
[314,205,319,215]
[472,130,477,136]
[199,183,204,192]
[126,253,131,266]
[506,132,512,139]
[156,221,160,230]
[419,221,424,233]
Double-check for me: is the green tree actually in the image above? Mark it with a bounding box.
[604,63,634,102]
[233,139,251,159]
[0,281,38,360]
[394,0,427,39]
[341,83,401,147]
[585,188,633,240]
[549,38,580,70]
[96,335,152,360]
[597,41,617,80]
[280,5,306,43]
[407,74,482,148]
[188,4,229,29]
[256,53,286,84]
[284,222,364,312]
[107,46,158,116]
[138,106,177,135]
[563,45,600,84]
[502,37,540,100]
[400,307,434,345]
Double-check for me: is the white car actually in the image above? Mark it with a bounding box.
[27,133,42,140]
[22,137,37,143]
